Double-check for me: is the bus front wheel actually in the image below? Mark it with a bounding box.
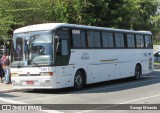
[74,70,84,89]
[134,64,141,80]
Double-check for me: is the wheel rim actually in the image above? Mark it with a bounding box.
[75,71,83,89]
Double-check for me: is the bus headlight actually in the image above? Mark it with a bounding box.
[40,72,53,76]
[11,73,19,76]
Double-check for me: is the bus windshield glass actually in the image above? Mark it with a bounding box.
[11,31,54,67]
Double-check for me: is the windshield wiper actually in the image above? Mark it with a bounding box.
[17,57,23,68]
[17,61,22,68]
[28,56,40,67]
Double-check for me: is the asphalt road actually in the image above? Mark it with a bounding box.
[0,70,160,113]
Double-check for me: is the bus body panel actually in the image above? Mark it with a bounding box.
[69,49,153,84]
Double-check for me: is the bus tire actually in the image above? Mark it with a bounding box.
[74,70,85,89]
[134,64,141,80]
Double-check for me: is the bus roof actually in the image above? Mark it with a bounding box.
[14,23,152,35]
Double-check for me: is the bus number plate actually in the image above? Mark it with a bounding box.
[26,81,34,85]
[41,67,49,72]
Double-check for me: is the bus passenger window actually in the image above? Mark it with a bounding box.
[127,34,135,48]
[16,38,23,60]
[61,40,69,55]
[87,31,101,48]
[145,35,152,48]
[136,35,144,48]
[102,32,114,48]
[72,30,81,47]
[94,32,101,47]
[81,31,86,47]
[87,31,95,47]
[115,33,124,48]
[72,30,86,48]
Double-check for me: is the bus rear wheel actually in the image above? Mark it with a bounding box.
[134,65,141,80]
[74,70,84,89]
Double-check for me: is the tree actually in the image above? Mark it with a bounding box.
[0,0,53,40]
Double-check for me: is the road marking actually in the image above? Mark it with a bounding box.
[0,97,25,104]
[0,97,64,113]
[76,94,160,113]
[23,77,160,103]
[119,94,160,104]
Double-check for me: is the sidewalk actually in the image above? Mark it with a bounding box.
[0,82,13,93]
[0,82,30,93]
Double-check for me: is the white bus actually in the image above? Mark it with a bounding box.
[10,23,153,89]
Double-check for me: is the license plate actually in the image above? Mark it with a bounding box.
[26,81,34,85]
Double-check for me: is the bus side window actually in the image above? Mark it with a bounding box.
[145,35,152,48]
[61,40,69,55]
[55,32,69,56]
[16,37,23,60]
[127,34,135,48]
[136,35,144,48]
[115,33,124,48]
[55,36,61,56]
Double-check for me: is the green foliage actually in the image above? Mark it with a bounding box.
[0,0,160,41]
[0,0,53,39]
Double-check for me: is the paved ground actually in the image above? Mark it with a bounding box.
[0,83,13,93]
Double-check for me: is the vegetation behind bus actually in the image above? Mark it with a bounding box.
[0,0,160,43]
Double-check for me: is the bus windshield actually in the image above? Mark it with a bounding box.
[11,31,54,67]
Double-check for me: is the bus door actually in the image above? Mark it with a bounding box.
[55,29,70,66]
[55,29,72,87]
[13,33,29,62]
